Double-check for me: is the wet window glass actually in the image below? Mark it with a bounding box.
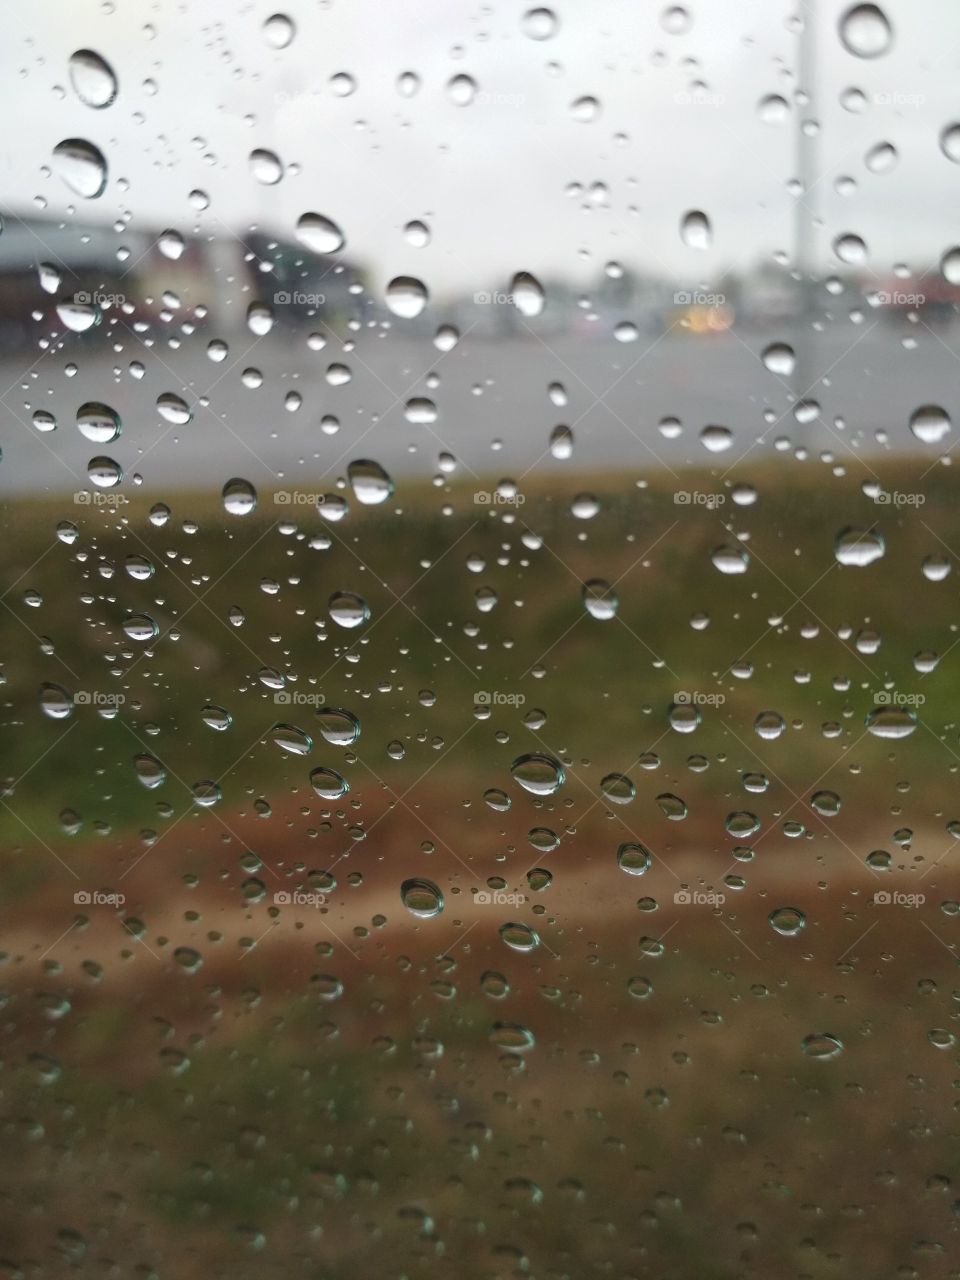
[2,1,959,1274]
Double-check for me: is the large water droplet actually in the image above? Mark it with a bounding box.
[582,579,618,620]
[328,591,370,629]
[68,49,117,108]
[222,478,257,516]
[910,404,951,444]
[865,706,917,738]
[76,402,120,444]
[511,753,565,795]
[680,210,712,249]
[385,276,428,318]
[838,4,892,58]
[52,139,108,198]
[347,459,393,505]
[511,272,545,318]
[309,766,349,799]
[296,212,345,254]
[834,527,885,566]
[316,707,361,746]
[401,878,444,918]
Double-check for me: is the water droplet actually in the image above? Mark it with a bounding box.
[865,140,897,173]
[157,393,192,425]
[680,209,712,249]
[123,613,159,642]
[511,753,565,796]
[40,683,73,720]
[52,138,108,198]
[159,229,184,259]
[838,4,892,58]
[222,478,257,516]
[263,13,296,47]
[511,271,545,318]
[940,124,960,162]
[910,404,951,444]
[202,704,232,732]
[328,591,370,629]
[549,424,574,459]
[712,545,749,575]
[582,579,618,620]
[401,878,444,918]
[403,219,431,247]
[316,707,361,746]
[76,401,120,444]
[272,723,313,756]
[700,424,732,452]
[521,6,559,39]
[309,766,349,799]
[499,921,540,952]
[68,49,117,108]
[447,74,477,106]
[833,232,867,264]
[87,456,123,488]
[296,212,345,254]
[617,842,653,875]
[249,148,284,185]
[385,276,428,318]
[865,706,917,738]
[769,906,806,936]
[601,772,636,804]
[941,247,960,284]
[570,95,601,123]
[754,710,786,740]
[802,1032,844,1060]
[669,702,701,733]
[758,93,789,124]
[347,458,393,505]
[761,342,796,375]
[834,527,885,566]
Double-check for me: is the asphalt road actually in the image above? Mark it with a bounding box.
[0,316,956,497]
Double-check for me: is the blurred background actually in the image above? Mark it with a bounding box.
[1,2,960,1277]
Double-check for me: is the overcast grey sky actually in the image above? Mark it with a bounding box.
[5,0,960,296]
